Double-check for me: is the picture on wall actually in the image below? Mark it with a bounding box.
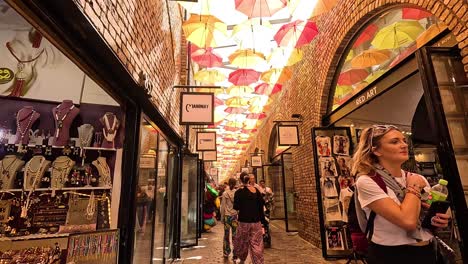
[319,157,338,177]
[333,135,350,156]
[315,136,332,156]
[321,177,338,198]
[326,228,345,250]
[251,155,262,167]
[278,125,300,146]
[323,198,342,223]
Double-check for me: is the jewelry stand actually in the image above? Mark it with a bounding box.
[24,156,50,190]
[100,112,119,149]
[78,124,94,147]
[52,100,80,146]
[0,155,25,190]
[92,157,112,187]
[15,106,40,145]
[50,156,75,189]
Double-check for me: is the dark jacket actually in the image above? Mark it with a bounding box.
[233,186,267,226]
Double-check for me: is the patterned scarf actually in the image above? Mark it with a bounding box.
[373,164,423,242]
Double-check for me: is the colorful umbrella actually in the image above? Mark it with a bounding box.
[364,69,386,84]
[352,24,378,48]
[274,20,319,48]
[345,50,354,62]
[214,97,225,107]
[261,67,293,84]
[248,95,272,106]
[246,112,267,119]
[235,0,287,18]
[226,97,249,107]
[225,114,247,122]
[267,47,303,67]
[182,14,227,48]
[225,121,244,128]
[416,23,447,48]
[402,8,432,20]
[227,85,254,96]
[254,83,283,95]
[194,69,226,84]
[389,44,417,68]
[309,0,338,18]
[228,69,261,86]
[337,69,369,85]
[351,49,392,68]
[191,47,224,67]
[334,85,354,98]
[224,107,247,114]
[231,18,274,51]
[228,49,266,68]
[371,21,424,49]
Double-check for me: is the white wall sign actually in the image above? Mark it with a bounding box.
[196,132,216,151]
[251,156,262,167]
[202,150,217,161]
[180,92,214,125]
[278,125,300,146]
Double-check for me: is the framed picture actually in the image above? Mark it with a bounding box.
[319,157,338,177]
[241,167,249,173]
[315,136,332,156]
[180,92,214,125]
[251,156,262,167]
[326,228,345,250]
[278,125,300,146]
[336,156,352,177]
[196,132,217,151]
[202,150,217,161]
[333,135,350,156]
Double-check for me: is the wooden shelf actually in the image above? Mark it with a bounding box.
[0,186,112,193]
[0,232,70,241]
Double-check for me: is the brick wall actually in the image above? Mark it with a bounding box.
[234,0,468,247]
[73,0,188,137]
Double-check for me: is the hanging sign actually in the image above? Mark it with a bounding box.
[180,92,214,125]
[196,132,217,151]
[251,155,262,167]
[202,150,217,161]
[241,167,249,173]
[278,125,300,146]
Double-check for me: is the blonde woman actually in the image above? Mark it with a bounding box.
[352,125,450,264]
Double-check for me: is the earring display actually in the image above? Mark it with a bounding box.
[0,155,25,190]
[67,230,119,264]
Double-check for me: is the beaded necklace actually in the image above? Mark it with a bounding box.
[0,156,18,181]
[54,104,75,138]
[16,109,36,143]
[25,156,46,189]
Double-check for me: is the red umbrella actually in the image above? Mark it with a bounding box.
[352,24,378,48]
[254,83,282,95]
[402,8,432,20]
[241,128,257,133]
[235,0,287,18]
[224,126,242,132]
[191,47,224,67]
[224,107,247,114]
[237,140,252,144]
[228,69,260,86]
[214,97,225,107]
[246,112,267,119]
[337,69,369,85]
[274,20,318,48]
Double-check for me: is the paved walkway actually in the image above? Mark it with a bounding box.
[174,220,346,264]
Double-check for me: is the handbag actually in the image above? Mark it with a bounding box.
[433,236,456,264]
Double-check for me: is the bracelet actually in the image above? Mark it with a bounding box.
[406,186,421,193]
[406,188,421,199]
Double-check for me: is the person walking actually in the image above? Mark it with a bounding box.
[233,172,267,264]
[220,178,239,260]
[352,125,450,264]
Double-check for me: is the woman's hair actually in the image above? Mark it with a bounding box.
[240,171,250,184]
[351,126,400,176]
[228,178,237,190]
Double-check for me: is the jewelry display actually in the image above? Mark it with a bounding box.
[101,112,119,149]
[86,191,96,220]
[92,157,112,187]
[50,156,75,189]
[0,155,24,190]
[24,155,50,190]
[54,104,75,138]
[66,230,119,263]
[21,157,47,218]
[78,124,94,148]
[93,131,103,147]
[15,106,40,145]
[52,100,80,146]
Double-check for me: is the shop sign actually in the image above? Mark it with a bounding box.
[196,131,216,151]
[180,92,214,125]
[278,125,300,146]
[354,86,377,107]
[433,33,457,48]
[251,155,262,167]
[139,156,156,169]
[202,150,217,161]
[0,68,14,84]
[241,167,249,173]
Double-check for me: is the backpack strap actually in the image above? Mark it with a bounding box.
[365,171,388,241]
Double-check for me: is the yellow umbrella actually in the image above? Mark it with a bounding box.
[248,95,272,106]
[194,69,226,84]
[268,47,303,67]
[334,85,353,98]
[345,50,354,62]
[226,97,249,107]
[214,110,228,122]
[231,18,274,51]
[364,69,386,84]
[225,114,247,122]
[225,121,244,128]
[228,49,266,68]
[351,49,392,68]
[182,14,227,48]
[371,21,424,49]
[261,67,293,84]
[249,104,271,114]
[227,86,254,96]
[243,119,260,130]
[416,23,448,48]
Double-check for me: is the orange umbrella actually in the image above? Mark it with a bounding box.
[351,49,392,68]
[235,0,287,18]
[309,0,338,18]
[416,23,447,48]
[194,69,226,84]
[337,69,369,85]
[261,67,293,84]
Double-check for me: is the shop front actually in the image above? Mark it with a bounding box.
[313,6,467,261]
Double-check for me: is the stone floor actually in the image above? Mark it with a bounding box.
[174,220,346,264]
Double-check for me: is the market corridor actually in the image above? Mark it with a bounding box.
[175,221,345,264]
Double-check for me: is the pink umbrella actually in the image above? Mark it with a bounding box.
[241,128,257,134]
[235,0,287,18]
[228,69,260,86]
[214,97,225,107]
[337,69,369,85]
[224,107,247,114]
[352,24,378,48]
[191,47,224,67]
[254,83,282,95]
[246,113,267,119]
[402,8,432,20]
[224,126,242,132]
[274,20,319,48]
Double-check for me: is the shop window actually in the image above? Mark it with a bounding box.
[331,7,446,111]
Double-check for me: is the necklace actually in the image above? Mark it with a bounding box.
[102,114,117,146]
[54,104,75,138]
[86,191,96,220]
[21,157,46,218]
[0,156,18,180]
[25,156,46,189]
[96,158,111,186]
[16,109,36,143]
[51,157,73,189]
[78,124,94,147]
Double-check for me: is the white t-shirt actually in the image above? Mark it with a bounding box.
[355,170,433,246]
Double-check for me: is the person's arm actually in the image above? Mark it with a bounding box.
[357,174,426,231]
[233,190,240,211]
[220,193,226,221]
[257,191,268,226]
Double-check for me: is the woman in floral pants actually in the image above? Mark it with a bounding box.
[220,178,239,259]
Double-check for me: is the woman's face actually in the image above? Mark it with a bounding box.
[373,129,409,164]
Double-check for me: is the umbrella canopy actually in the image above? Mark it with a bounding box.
[254,82,283,95]
[182,14,227,48]
[248,95,272,106]
[334,85,354,98]
[194,69,226,83]
[337,69,369,85]
[225,121,245,128]
[345,50,354,62]
[261,67,293,84]
[268,47,303,67]
[231,18,274,50]
[235,0,287,18]
[364,69,386,84]
[226,97,249,107]
[352,24,378,48]
[351,49,392,68]
[191,47,224,67]
[228,69,260,86]
[402,8,432,20]
[227,85,254,96]
[371,21,424,49]
[224,107,247,114]
[274,20,319,48]
[228,49,266,68]
[309,0,339,18]
[389,44,417,68]
[416,23,447,48]
[246,112,267,119]
[225,114,247,122]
